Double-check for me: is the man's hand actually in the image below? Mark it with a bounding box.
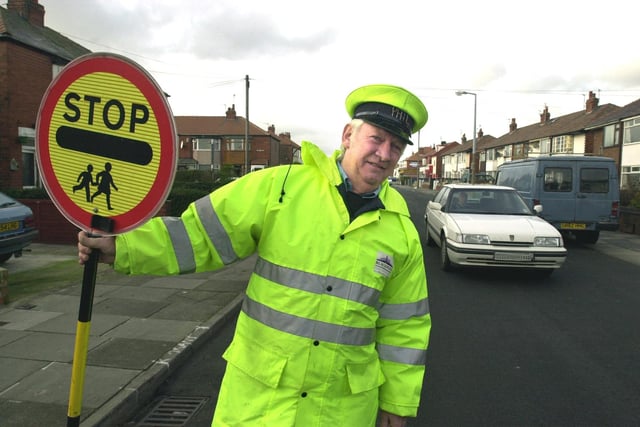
[77,230,116,265]
[377,410,407,427]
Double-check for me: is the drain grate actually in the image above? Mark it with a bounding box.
[136,396,208,427]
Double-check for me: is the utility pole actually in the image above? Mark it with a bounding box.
[244,75,250,175]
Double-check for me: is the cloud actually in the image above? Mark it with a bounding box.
[186,9,336,60]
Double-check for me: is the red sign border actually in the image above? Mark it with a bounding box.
[36,52,177,234]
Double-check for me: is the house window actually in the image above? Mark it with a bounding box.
[540,138,551,153]
[514,143,526,158]
[621,165,640,191]
[52,63,64,79]
[19,127,37,188]
[193,138,220,151]
[227,138,245,151]
[603,124,620,147]
[623,118,640,145]
[552,135,573,153]
[503,145,512,157]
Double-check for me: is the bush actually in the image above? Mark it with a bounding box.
[620,189,640,208]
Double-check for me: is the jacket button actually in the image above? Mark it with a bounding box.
[301,392,308,398]
[326,286,333,292]
[340,235,345,240]
[313,340,319,346]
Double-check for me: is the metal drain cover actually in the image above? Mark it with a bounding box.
[136,396,208,426]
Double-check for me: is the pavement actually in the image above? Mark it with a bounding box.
[0,230,639,427]
[0,244,253,427]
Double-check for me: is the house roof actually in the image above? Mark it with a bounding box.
[0,6,90,61]
[447,134,497,154]
[484,103,621,149]
[586,98,640,129]
[174,115,271,137]
[435,141,461,155]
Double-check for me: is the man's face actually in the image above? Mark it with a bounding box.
[340,121,406,194]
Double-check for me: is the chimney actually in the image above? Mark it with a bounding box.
[540,105,550,123]
[477,128,483,138]
[225,104,237,119]
[509,118,517,132]
[586,91,599,113]
[461,133,467,143]
[8,0,45,27]
[268,124,275,135]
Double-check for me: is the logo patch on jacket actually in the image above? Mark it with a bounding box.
[375,252,394,277]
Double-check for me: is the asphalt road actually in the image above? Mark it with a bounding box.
[125,186,640,426]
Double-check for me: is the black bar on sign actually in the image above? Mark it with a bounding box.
[56,125,153,165]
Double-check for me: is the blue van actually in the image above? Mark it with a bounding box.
[495,156,619,243]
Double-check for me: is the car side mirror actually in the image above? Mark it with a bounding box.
[428,201,443,212]
[533,204,543,215]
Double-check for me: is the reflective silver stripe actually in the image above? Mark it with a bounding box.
[195,196,238,265]
[377,343,427,366]
[378,298,430,320]
[242,296,375,346]
[162,217,196,274]
[254,257,380,307]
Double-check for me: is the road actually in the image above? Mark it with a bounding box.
[124,186,640,426]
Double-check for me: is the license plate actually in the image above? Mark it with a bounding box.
[0,221,19,233]
[560,223,586,230]
[494,252,534,262]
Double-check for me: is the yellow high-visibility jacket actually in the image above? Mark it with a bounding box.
[114,141,431,426]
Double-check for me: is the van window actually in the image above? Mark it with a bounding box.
[496,167,532,192]
[580,168,609,193]
[544,167,572,192]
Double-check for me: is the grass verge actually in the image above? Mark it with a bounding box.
[4,259,83,303]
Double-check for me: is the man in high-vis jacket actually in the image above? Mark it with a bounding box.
[78,84,432,427]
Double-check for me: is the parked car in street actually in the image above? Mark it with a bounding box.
[0,192,39,263]
[424,184,567,275]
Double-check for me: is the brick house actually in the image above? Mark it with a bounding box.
[0,0,89,191]
[175,105,301,177]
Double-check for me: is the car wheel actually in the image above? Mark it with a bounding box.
[0,253,12,264]
[440,234,452,271]
[425,219,435,247]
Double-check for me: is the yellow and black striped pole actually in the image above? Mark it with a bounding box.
[66,246,98,427]
[67,216,112,427]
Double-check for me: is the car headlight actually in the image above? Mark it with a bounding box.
[461,234,491,244]
[534,236,562,247]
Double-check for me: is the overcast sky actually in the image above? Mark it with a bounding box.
[39,0,640,157]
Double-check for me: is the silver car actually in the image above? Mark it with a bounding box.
[0,192,39,263]
[424,184,567,275]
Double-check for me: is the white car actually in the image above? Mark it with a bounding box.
[424,184,567,275]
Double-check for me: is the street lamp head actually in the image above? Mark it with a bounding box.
[455,90,467,96]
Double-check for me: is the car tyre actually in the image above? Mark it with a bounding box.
[0,253,12,264]
[440,234,452,271]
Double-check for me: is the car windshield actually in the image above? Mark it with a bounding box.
[447,188,532,215]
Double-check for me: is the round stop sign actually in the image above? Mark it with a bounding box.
[36,52,177,234]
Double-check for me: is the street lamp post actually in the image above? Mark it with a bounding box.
[456,90,477,184]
